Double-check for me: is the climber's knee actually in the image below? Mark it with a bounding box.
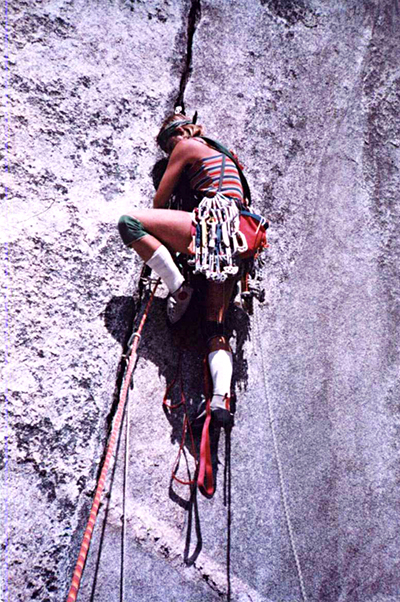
[118,215,149,246]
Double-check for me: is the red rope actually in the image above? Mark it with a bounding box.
[66,279,159,602]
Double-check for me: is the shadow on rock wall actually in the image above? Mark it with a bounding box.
[98,279,251,580]
[103,282,251,475]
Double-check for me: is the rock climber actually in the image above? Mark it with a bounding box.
[118,112,251,427]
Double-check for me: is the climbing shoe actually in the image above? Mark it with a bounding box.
[167,283,193,324]
[210,394,233,427]
[192,394,233,427]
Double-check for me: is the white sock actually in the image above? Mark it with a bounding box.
[146,245,184,294]
[208,349,233,397]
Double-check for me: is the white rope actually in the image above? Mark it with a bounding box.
[254,301,308,602]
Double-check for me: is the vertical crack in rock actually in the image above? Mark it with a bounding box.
[175,0,201,112]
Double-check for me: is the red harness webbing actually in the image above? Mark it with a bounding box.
[164,353,215,496]
[197,401,214,495]
[197,357,214,496]
[163,352,198,486]
[66,279,159,602]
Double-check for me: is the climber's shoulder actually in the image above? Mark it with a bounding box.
[172,137,216,164]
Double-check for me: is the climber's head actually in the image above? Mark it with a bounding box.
[156,112,204,154]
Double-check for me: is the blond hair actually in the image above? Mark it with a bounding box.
[157,114,204,151]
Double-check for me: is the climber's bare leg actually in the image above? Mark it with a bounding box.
[204,279,236,351]
[127,208,192,261]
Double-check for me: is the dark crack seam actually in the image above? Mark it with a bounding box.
[175,0,201,112]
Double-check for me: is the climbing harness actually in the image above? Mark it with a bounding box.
[66,269,160,602]
[253,300,308,602]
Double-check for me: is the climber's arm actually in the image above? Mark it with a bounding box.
[153,140,191,209]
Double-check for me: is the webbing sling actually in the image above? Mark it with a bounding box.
[163,352,198,487]
[197,401,214,496]
[164,354,215,497]
[197,357,215,496]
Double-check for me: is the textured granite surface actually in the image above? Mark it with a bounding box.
[2,1,400,601]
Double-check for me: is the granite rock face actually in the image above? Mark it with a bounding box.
[3,1,400,601]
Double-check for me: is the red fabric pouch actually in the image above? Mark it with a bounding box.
[238,211,269,258]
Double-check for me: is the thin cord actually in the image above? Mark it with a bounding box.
[254,302,308,602]
[66,279,160,602]
[121,391,131,602]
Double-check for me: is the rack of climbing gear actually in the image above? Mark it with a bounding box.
[66,267,160,602]
[188,193,242,282]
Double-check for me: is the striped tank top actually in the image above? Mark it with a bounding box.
[187,154,244,204]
